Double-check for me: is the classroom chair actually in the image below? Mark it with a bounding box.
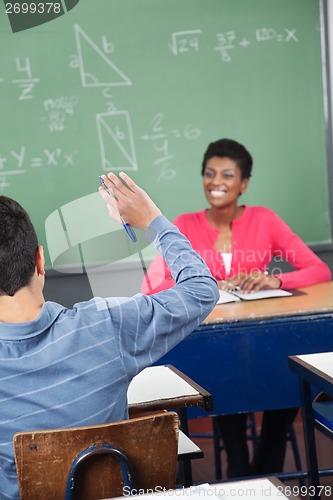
[312,391,333,437]
[13,411,179,500]
[190,412,302,481]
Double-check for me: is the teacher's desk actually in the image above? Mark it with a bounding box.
[158,282,333,416]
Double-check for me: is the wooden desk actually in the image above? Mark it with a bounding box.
[205,281,333,323]
[128,365,212,417]
[127,365,211,487]
[158,282,333,416]
[289,352,333,498]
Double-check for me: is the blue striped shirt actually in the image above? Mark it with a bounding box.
[0,215,218,499]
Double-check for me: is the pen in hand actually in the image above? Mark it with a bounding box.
[99,175,118,200]
[99,176,137,243]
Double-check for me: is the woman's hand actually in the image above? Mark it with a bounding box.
[219,271,281,293]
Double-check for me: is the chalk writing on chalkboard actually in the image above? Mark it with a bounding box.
[12,57,40,100]
[141,112,201,182]
[0,146,78,188]
[42,96,79,132]
[169,27,299,63]
[97,110,138,171]
[169,30,202,55]
[213,28,299,62]
[74,24,131,87]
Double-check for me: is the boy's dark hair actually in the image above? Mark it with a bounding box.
[0,196,38,296]
[201,138,253,179]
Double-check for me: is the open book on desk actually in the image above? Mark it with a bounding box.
[217,288,294,304]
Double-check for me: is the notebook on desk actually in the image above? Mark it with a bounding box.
[217,288,294,304]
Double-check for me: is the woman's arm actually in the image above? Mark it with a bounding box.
[222,208,331,292]
[276,233,331,289]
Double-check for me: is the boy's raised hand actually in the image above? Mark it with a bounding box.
[99,172,162,230]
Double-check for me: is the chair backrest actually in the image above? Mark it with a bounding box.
[13,411,179,500]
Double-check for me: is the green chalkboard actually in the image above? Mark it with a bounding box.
[0,0,331,268]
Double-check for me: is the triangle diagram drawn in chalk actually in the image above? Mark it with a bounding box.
[74,24,132,87]
[96,111,138,171]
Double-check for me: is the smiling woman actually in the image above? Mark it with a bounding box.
[140,137,331,480]
[141,138,330,295]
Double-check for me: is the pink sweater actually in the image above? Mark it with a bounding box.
[141,206,331,294]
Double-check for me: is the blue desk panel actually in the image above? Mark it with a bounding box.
[157,313,333,416]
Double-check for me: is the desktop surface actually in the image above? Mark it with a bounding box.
[203,282,333,324]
